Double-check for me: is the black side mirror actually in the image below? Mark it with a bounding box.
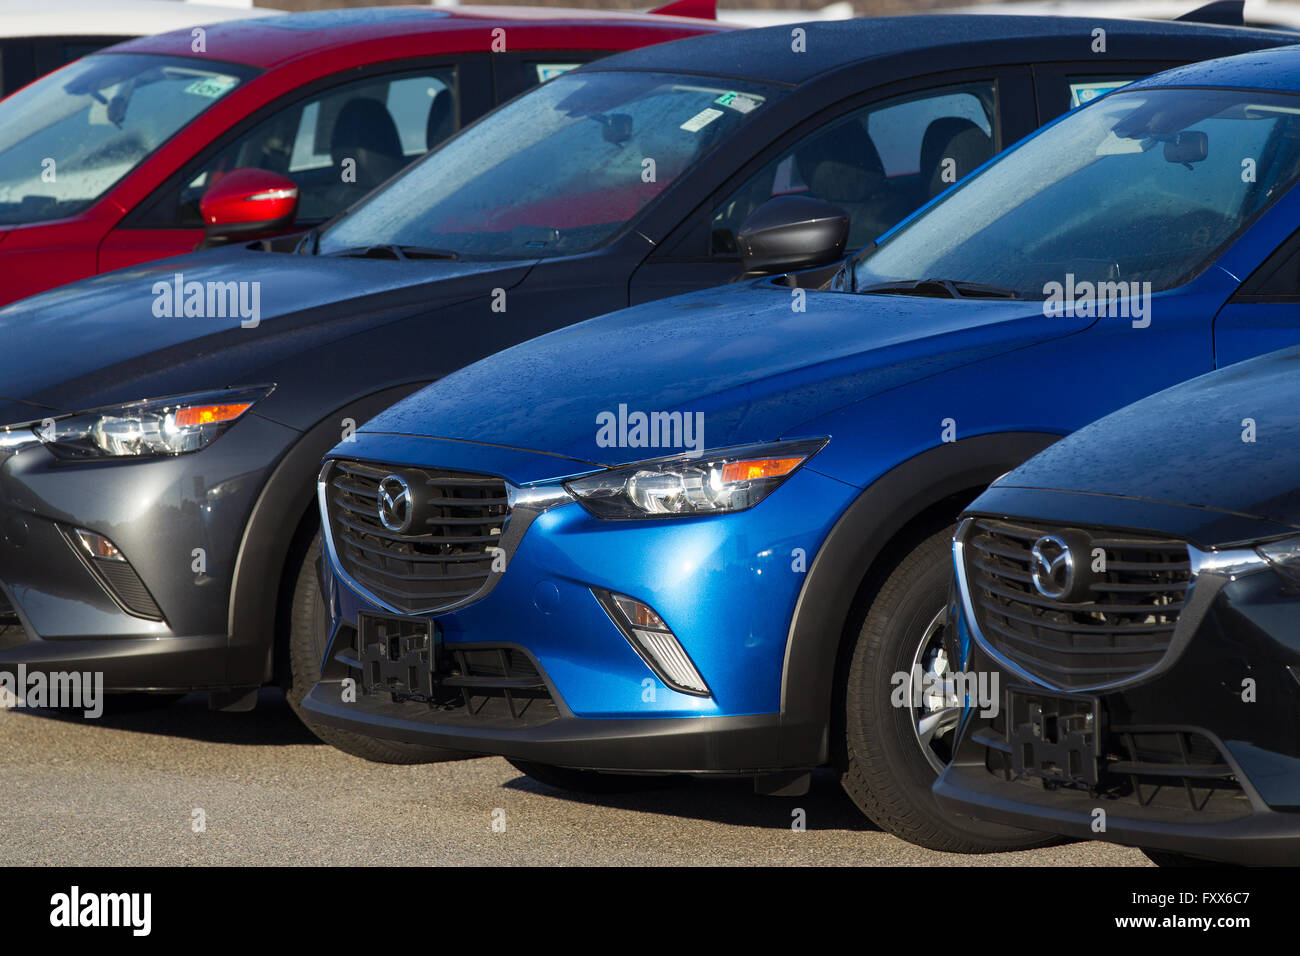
[736,195,850,277]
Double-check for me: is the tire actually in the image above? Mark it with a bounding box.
[841,525,1056,853]
[507,759,677,794]
[285,533,469,765]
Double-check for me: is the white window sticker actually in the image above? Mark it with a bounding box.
[183,75,238,99]
[1069,80,1131,109]
[534,63,580,84]
[680,107,724,133]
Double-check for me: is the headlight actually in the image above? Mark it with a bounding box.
[26,386,273,459]
[565,438,827,519]
[1258,534,1300,590]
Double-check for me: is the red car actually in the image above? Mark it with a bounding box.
[0,2,725,307]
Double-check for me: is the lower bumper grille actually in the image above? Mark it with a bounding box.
[333,624,559,728]
[1110,729,1244,814]
[976,723,1250,819]
[962,518,1191,690]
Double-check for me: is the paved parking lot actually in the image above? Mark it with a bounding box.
[0,689,1147,866]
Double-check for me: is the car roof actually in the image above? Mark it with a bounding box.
[583,13,1293,86]
[111,4,730,70]
[1126,40,1300,88]
[946,0,1300,33]
[0,0,272,39]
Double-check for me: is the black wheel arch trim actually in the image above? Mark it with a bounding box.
[225,382,430,685]
[775,431,1064,768]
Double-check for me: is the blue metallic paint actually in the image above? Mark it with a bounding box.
[312,51,1300,765]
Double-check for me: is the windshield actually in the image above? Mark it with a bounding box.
[317,71,780,259]
[852,88,1300,299]
[0,53,255,226]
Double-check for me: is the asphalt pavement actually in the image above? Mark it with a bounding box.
[0,689,1148,866]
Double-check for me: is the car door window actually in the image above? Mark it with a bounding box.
[175,66,459,226]
[711,81,998,254]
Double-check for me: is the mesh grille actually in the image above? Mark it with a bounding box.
[326,460,509,614]
[95,561,163,620]
[966,518,1190,689]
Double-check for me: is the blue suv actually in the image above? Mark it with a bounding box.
[302,48,1300,852]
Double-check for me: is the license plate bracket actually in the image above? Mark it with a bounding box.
[1007,686,1100,787]
[358,611,437,702]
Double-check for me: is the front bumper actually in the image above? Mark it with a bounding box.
[937,504,1300,865]
[936,755,1300,866]
[307,438,858,773]
[303,681,792,773]
[0,414,297,690]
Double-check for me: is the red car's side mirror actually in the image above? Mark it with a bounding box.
[198,168,299,244]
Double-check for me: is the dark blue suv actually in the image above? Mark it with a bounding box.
[302,48,1300,852]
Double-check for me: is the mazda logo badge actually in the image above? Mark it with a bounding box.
[1030,534,1074,599]
[377,474,413,533]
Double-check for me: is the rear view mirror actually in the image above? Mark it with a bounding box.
[199,167,299,245]
[1164,130,1208,166]
[736,195,850,277]
[601,113,633,145]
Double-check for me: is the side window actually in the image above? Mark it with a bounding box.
[711,81,998,255]
[174,66,459,227]
[1238,234,1300,299]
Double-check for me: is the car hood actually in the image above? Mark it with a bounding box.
[0,244,536,420]
[361,280,1091,470]
[993,346,1300,532]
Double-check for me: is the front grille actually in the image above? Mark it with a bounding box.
[965,518,1191,690]
[326,460,509,614]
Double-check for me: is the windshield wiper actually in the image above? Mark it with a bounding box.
[295,226,321,255]
[325,243,459,261]
[857,278,1019,299]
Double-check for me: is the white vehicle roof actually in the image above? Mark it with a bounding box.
[0,0,274,39]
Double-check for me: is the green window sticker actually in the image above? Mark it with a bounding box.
[183,74,239,99]
[715,91,761,114]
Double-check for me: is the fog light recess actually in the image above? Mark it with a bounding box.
[596,589,709,696]
[64,527,163,621]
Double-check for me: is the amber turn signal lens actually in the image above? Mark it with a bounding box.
[720,457,803,484]
[173,403,254,428]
